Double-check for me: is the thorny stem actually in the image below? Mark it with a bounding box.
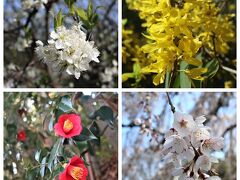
[166,92,176,113]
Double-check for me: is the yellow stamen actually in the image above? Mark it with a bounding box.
[70,167,83,180]
[63,119,73,133]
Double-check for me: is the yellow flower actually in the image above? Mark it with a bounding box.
[184,68,207,81]
[123,0,235,87]
[224,81,233,88]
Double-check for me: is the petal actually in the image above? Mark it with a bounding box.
[50,31,59,39]
[66,66,74,75]
[74,70,81,79]
[36,40,43,46]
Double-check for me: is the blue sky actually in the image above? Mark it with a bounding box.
[122,92,236,160]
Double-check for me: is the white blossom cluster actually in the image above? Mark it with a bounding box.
[161,112,224,180]
[35,23,100,79]
[14,37,32,52]
[22,0,48,10]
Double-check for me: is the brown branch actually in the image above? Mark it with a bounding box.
[104,0,116,19]
[166,92,176,113]
[222,124,236,137]
[122,123,140,128]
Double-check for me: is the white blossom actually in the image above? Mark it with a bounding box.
[22,0,48,10]
[14,37,32,51]
[35,23,100,79]
[207,176,221,180]
[160,111,224,179]
[201,137,224,154]
[191,127,210,147]
[173,112,196,137]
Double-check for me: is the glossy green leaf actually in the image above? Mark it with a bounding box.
[48,117,54,132]
[204,59,219,78]
[80,95,91,103]
[90,121,101,146]
[90,106,114,123]
[51,164,64,178]
[47,138,62,172]
[40,157,47,177]
[58,95,73,113]
[180,61,191,88]
[34,150,41,163]
[87,141,95,156]
[73,127,97,142]
[76,141,88,152]
[90,121,100,138]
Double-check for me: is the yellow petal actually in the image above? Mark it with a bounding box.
[153,73,165,86]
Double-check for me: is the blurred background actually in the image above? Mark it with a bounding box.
[4,0,118,88]
[122,92,236,180]
[4,92,118,179]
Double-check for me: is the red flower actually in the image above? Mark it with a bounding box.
[17,130,26,141]
[59,156,88,180]
[54,114,82,138]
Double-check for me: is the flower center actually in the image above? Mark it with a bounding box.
[69,166,83,180]
[179,119,187,128]
[63,119,73,133]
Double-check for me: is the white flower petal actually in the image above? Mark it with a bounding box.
[66,66,74,75]
[50,31,59,39]
[74,70,81,79]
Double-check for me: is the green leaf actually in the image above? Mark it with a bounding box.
[76,141,88,152]
[122,73,135,82]
[54,9,64,30]
[64,0,76,9]
[91,13,98,25]
[48,117,54,132]
[165,71,171,88]
[47,138,62,172]
[73,127,97,142]
[90,122,101,146]
[180,61,191,88]
[204,59,219,78]
[51,164,64,178]
[80,95,91,103]
[87,1,93,18]
[75,8,88,21]
[94,106,114,123]
[58,95,73,113]
[87,141,95,156]
[90,122,100,138]
[6,124,17,133]
[34,150,41,163]
[40,157,47,177]
[173,73,180,88]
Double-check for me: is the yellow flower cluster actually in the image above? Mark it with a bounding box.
[124,0,235,86]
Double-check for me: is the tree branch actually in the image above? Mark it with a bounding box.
[166,92,176,113]
[222,124,236,137]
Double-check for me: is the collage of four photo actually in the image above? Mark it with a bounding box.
[3,0,237,180]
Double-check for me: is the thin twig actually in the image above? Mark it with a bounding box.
[222,124,236,137]
[166,92,176,113]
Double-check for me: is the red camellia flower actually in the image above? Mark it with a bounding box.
[54,114,82,138]
[59,156,88,180]
[17,130,26,142]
